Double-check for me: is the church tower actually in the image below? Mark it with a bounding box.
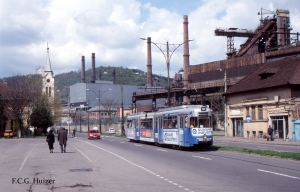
[42,43,55,98]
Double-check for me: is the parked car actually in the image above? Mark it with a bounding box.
[4,130,13,138]
[88,129,100,139]
[108,128,116,134]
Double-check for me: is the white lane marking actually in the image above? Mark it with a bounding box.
[193,155,212,160]
[20,144,37,171]
[76,138,188,190]
[257,169,300,179]
[135,144,142,146]
[256,146,276,150]
[71,145,92,162]
[156,149,167,152]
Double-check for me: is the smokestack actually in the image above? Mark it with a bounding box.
[81,56,85,83]
[112,69,116,84]
[146,37,153,86]
[98,70,101,80]
[183,15,190,104]
[91,53,95,83]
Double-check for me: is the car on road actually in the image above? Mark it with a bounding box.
[88,129,100,139]
[108,128,116,134]
[4,130,13,138]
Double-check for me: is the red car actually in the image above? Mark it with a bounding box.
[88,129,100,139]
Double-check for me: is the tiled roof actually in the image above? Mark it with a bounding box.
[225,56,300,95]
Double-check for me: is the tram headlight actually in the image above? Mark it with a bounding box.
[203,134,207,141]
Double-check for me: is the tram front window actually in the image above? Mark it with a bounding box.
[198,118,209,128]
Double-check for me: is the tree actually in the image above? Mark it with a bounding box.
[102,97,118,125]
[0,95,8,137]
[0,74,43,136]
[30,97,53,135]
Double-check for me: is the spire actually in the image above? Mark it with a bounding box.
[44,42,53,73]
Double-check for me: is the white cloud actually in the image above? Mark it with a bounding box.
[0,0,299,79]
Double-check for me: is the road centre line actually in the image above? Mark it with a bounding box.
[19,144,37,171]
[257,169,299,179]
[76,138,189,191]
[156,149,167,152]
[71,144,92,162]
[193,155,212,160]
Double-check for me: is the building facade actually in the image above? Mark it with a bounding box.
[225,56,300,141]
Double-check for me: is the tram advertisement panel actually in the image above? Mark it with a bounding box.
[191,128,212,136]
[127,128,134,139]
[163,129,178,144]
[140,129,154,142]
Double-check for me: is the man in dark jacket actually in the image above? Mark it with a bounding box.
[47,130,55,153]
[58,127,68,153]
[267,125,273,141]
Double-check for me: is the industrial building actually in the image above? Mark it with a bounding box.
[135,9,300,141]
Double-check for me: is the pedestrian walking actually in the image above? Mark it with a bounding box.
[267,125,273,141]
[46,130,55,153]
[58,127,68,153]
[72,129,76,137]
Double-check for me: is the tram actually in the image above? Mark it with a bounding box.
[126,105,213,148]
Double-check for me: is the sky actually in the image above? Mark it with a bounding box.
[0,0,299,79]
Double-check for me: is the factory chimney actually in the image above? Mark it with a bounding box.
[183,15,190,104]
[146,37,153,86]
[91,53,96,83]
[98,70,102,80]
[81,56,85,83]
[112,69,116,84]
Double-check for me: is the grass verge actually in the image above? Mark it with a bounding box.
[212,145,300,161]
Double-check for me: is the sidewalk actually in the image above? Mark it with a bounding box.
[214,135,300,146]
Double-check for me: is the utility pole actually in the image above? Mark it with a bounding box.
[121,74,125,135]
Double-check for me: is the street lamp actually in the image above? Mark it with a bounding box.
[140,37,193,107]
[87,88,111,133]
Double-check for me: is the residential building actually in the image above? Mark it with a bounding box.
[224,56,300,141]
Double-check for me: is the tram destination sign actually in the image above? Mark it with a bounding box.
[198,112,208,117]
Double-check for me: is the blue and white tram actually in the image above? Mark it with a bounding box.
[126,105,213,148]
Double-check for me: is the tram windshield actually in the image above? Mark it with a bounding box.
[190,117,211,128]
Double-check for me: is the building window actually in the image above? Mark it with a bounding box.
[251,106,256,120]
[246,107,249,116]
[258,105,263,120]
[48,87,51,97]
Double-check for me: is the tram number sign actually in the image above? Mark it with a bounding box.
[198,112,208,117]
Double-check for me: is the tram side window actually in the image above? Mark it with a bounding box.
[127,120,132,128]
[141,119,153,128]
[163,116,177,128]
[133,120,137,128]
[190,117,197,128]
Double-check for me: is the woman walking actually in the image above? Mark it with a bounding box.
[47,130,55,153]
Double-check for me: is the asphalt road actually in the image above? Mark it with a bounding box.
[0,134,299,192]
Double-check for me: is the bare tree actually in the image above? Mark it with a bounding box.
[102,97,118,125]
